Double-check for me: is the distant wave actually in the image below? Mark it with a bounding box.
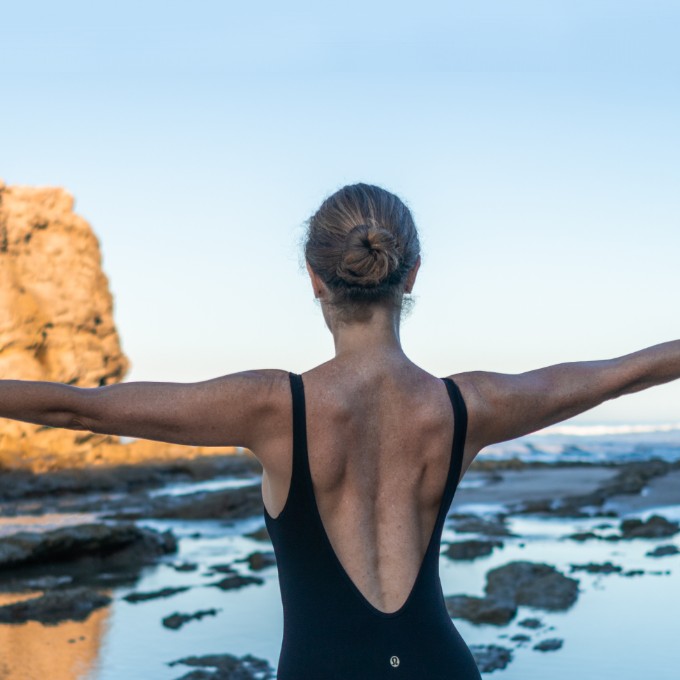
[534,423,680,437]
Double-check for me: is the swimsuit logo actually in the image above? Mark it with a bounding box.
[390,656,400,668]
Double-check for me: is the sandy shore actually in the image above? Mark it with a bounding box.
[605,470,680,512]
[457,467,618,506]
[456,463,680,515]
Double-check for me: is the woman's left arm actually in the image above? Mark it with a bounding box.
[0,369,286,450]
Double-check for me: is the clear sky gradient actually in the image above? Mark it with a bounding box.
[2,1,678,423]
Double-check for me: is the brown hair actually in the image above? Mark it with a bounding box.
[304,183,421,323]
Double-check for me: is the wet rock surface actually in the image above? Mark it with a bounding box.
[469,644,513,673]
[646,545,680,558]
[163,608,220,630]
[168,652,275,679]
[0,522,177,571]
[236,550,277,571]
[619,514,679,539]
[446,561,579,626]
[569,561,623,574]
[445,595,517,625]
[444,539,503,561]
[533,638,564,652]
[104,483,264,521]
[0,587,111,624]
[210,574,265,591]
[447,513,514,537]
[123,586,191,603]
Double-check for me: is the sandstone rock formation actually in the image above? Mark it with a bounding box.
[0,179,239,469]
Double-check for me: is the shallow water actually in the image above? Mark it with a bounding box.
[0,479,679,679]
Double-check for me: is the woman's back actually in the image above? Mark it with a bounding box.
[261,360,470,614]
[261,362,482,679]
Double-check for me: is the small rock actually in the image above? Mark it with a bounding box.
[162,608,220,630]
[645,545,680,558]
[448,513,514,537]
[469,644,513,673]
[168,652,275,679]
[620,515,680,539]
[206,564,238,575]
[171,562,198,572]
[510,634,531,643]
[124,586,190,603]
[238,551,277,571]
[445,595,516,625]
[518,617,543,629]
[566,531,599,542]
[444,539,503,561]
[569,561,622,574]
[486,561,579,611]
[533,638,564,652]
[211,574,264,591]
[622,569,645,577]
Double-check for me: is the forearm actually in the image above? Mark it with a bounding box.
[0,380,86,429]
[614,339,680,396]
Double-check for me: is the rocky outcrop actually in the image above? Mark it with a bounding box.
[0,522,177,570]
[0,587,111,624]
[0,180,239,468]
[446,561,579,626]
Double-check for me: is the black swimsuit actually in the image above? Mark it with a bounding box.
[264,372,482,680]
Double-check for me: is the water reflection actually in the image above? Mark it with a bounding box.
[0,590,111,680]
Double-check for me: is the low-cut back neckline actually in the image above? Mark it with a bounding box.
[294,372,464,618]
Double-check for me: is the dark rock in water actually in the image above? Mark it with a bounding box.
[0,522,177,571]
[444,539,503,561]
[236,550,277,571]
[570,561,623,574]
[646,545,680,558]
[518,617,543,629]
[620,515,680,539]
[0,587,111,624]
[211,574,264,591]
[486,561,579,611]
[566,531,599,542]
[163,608,220,630]
[622,569,645,577]
[445,595,517,625]
[171,562,199,572]
[447,513,514,537]
[244,526,271,542]
[106,484,264,521]
[511,633,531,643]
[124,586,190,603]
[168,652,275,679]
[533,638,564,652]
[205,564,239,575]
[446,561,578,627]
[469,644,513,673]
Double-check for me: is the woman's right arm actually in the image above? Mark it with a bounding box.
[450,339,680,459]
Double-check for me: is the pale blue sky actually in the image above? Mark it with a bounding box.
[2,1,678,422]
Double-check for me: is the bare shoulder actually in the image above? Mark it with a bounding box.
[443,371,491,477]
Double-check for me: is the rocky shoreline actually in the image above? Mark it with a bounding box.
[1,453,679,677]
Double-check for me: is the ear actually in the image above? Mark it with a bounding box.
[404,255,421,294]
[305,260,327,299]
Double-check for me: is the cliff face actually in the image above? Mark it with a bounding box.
[0,180,237,469]
[0,180,129,387]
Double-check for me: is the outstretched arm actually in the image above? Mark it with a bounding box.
[450,339,680,469]
[0,369,288,450]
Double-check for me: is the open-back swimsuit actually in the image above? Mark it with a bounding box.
[264,372,482,679]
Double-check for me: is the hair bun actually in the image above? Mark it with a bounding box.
[336,223,401,287]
